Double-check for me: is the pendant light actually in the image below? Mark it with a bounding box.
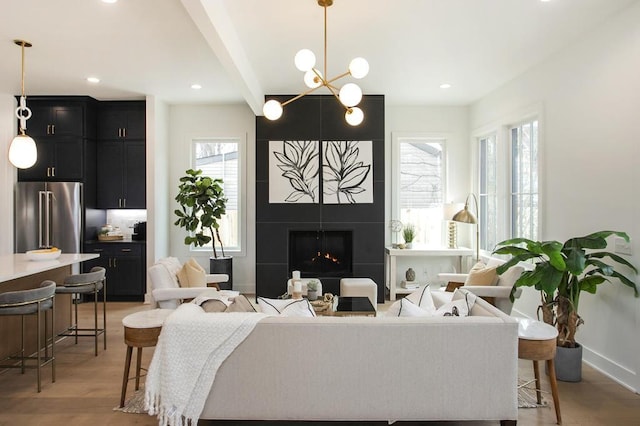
[8,40,37,169]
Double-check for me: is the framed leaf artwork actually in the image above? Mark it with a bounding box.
[269,140,320,203]
[322,140,373,204]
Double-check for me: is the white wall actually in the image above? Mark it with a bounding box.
[168,104,256,294]
[0,95,16,255]
[470,2,640,392]
[384,106,471,281]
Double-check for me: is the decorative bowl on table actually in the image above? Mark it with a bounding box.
[26,248,62,261]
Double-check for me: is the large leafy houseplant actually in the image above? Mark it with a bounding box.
[174,169,228,259]
[494,231,637,348]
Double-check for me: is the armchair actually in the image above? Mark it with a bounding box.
[438,257,524,314]
[148,257,231,309]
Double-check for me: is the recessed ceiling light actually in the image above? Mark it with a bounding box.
[87,77,100,83]
[440,83,451,89]
[191,84,202,90]
[102,0,118,4]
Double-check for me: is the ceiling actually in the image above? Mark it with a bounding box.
[0,0,636,114]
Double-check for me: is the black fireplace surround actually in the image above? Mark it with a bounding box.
[255,94,385,299]
[289,230,353,278]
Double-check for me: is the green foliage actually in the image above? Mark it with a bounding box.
[307,280,319,291]
[402,223,416,243]
[494,231,638,347]
[174,169,227,258]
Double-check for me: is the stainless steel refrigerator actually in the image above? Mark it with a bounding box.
[15,182,83,253]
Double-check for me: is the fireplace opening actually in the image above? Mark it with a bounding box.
[289,230,353,277]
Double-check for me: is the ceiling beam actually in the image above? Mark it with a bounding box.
[181,0,264,115]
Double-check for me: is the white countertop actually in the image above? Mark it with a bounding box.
[0,253,100,283]
[385,245,474,256]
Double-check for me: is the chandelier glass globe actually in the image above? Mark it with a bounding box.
[339,83,362,107]
[263,99,283,121]
[294,49,316,72]
[345,107,364,126]
[349,57,369,79]
[304,70,323,88]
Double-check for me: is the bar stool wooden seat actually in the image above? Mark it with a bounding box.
[0,280,56,392]
[120,308,173,408]
[517,317,562,424]
[55,267,106,356]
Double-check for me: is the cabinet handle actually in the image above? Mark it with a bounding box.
[51,124,55,135]
[123,128,126,138]
[121,248,131,252]
[51,167,55,177]
[46,167,50,177]
[113,258,117,268]
[123,198,126,208]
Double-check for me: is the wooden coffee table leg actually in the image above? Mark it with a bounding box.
[120,345,133,408]
[135,347,143,391]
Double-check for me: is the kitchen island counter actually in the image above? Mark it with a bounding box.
[0,253,99,283]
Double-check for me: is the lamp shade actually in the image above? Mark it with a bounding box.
[9,134,37,169]
[263,99,283,120]
[452,206,477,224]
[345,107,364,126]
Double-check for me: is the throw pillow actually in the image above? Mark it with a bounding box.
[464,262,499,286]
[177,258,207,288]
[226,295,257,313]
[385,285,435,317]
[201,299,228,313]
[434,288,477,317]
[398,298,434,317]
[257,297,316,317]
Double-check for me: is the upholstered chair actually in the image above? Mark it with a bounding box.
[438,257,524,314]
[147,257,230,309]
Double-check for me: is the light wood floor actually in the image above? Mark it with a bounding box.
[1,301,639,425]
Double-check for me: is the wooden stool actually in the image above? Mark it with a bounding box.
[517,318,562,424]
[119,309,173,408]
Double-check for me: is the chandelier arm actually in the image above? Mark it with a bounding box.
[324,71,350,86]
[280,85,325,108]
[324,83,348,112]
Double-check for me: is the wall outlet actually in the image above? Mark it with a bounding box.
[614,237,632,255]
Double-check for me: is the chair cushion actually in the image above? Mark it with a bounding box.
[464,261,499,286]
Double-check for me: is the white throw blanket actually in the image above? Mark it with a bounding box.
[145,303,266,425]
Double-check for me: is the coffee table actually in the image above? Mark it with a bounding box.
[333,296,376,317]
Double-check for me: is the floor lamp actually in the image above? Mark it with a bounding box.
[452,194,480,262]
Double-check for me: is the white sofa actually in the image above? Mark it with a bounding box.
[199,293,519,424]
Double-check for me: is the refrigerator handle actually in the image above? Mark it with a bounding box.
[44,190,53,248]
[38,191,46,248]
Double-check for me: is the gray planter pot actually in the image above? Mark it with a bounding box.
[307,290,318,301]
[548,343,583,382]
[210,256,233,290]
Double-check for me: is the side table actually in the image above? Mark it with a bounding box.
[119,308,173,407]
[517,318,562,425]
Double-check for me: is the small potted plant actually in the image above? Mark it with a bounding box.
[307,280,320,301]
[402,223,416,249]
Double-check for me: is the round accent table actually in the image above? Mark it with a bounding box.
[517,318,562,425]
[119,308,173,408]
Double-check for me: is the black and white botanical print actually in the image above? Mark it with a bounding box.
[269,140,319,203]
[323,140,373,204]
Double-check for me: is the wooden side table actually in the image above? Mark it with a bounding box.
[119,309,173,408]
[517,318,562,425]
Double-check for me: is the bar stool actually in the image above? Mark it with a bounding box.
[517,318,562,424]
[120,308,173,407]
[55,267,106,356]
[0,280,56,392]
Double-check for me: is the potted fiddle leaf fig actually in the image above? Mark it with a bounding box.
[174,169,232,289]
[494,231,637,381]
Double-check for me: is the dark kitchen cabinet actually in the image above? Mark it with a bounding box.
[97,101,145,140]
[17,96,97,183]
[84,242,145,301]
[96,101,146,209]
[96,140,146,208]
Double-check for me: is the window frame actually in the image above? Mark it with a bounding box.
[391,132,448,246]
[190,135,247,257]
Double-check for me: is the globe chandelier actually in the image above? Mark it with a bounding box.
[8,40,37,169]
[262,0,369,126]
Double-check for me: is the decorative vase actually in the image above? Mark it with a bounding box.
[405,268,416,282]
[547,343,583,382]
[405,242,412,249]
[307,290,318,301]
[209,256,233,290]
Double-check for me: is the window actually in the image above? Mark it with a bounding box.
[478,133,498,251]
[392,134,446,246]
[192,137,244,253]
[510,120,539,240]
[475,118,539,254]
